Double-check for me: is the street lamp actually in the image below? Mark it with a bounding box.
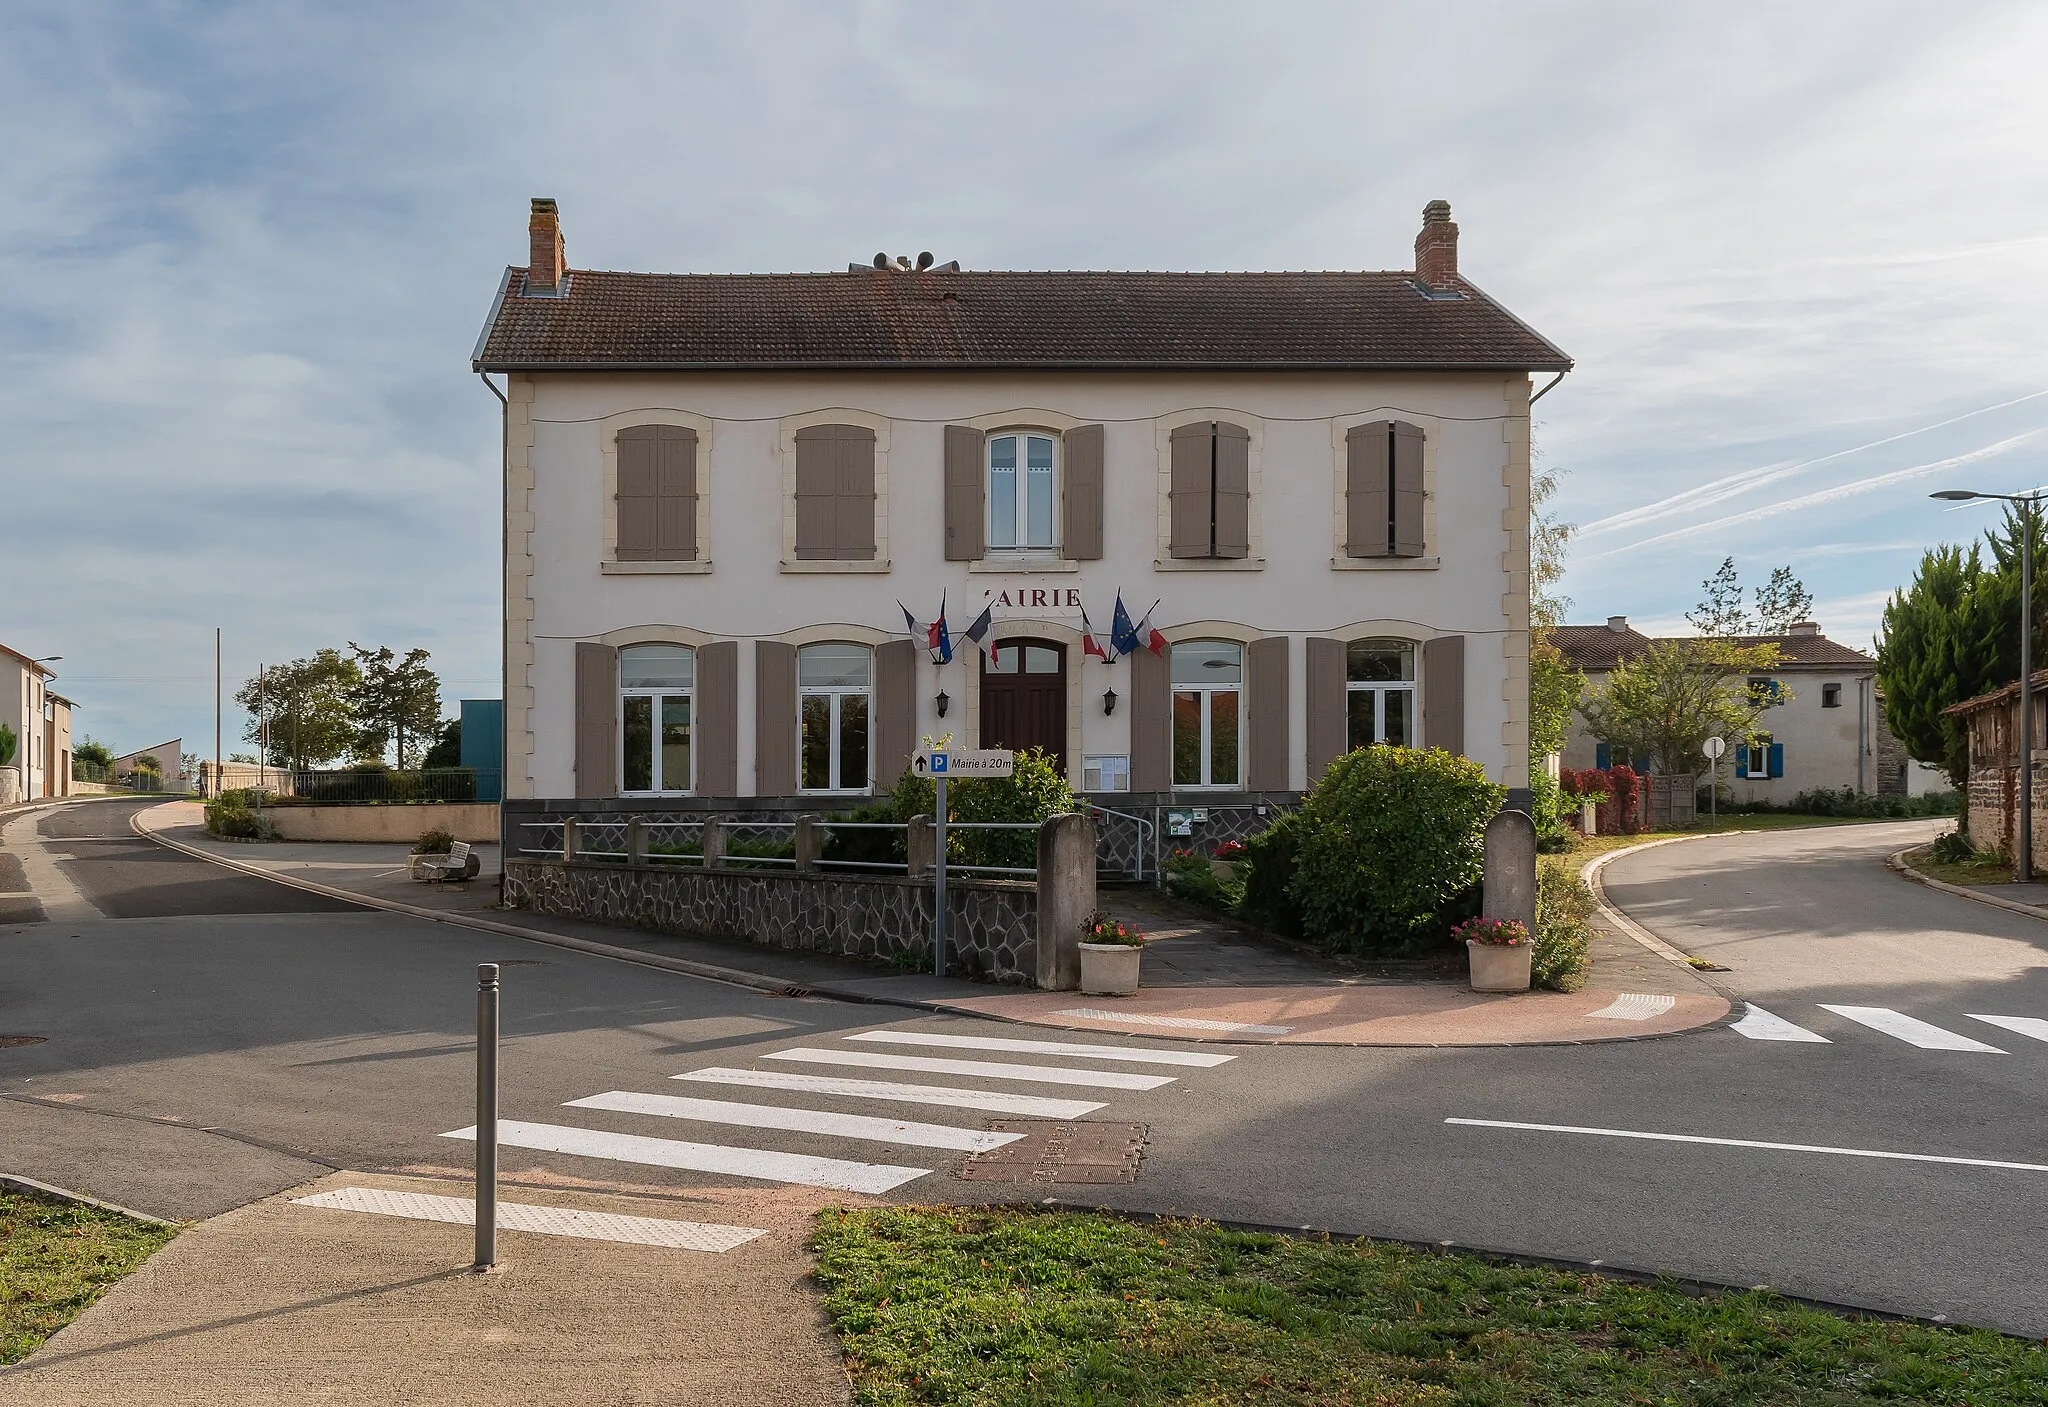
[1932,488,2043,880]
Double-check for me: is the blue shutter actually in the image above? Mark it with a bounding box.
[1594,743,1610,770]
[1768,742,1785,778]
[1735,743,1749,776]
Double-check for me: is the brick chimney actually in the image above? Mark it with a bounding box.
[1415,199,1459,288]
[1606,615,1628,634]
[528,197,566,293]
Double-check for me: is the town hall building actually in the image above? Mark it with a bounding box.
[474,199,1570,852]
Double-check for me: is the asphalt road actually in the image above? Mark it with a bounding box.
[4,802,2045,1333]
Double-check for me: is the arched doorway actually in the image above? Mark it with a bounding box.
[979,639,1067,770]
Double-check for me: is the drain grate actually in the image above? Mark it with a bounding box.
[0,1035,49,1048]
[957,1120,1147,1185]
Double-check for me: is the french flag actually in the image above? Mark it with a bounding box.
[1135,599,1167,656]
[1080,606,1109,661]
[927,592,953,664]
[960,601,999,666]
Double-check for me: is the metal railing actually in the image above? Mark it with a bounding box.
[1089,805,1155,882]
[291,767,499,803]
[514,812,1043,879]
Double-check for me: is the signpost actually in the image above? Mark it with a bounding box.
[912,748,1014,977]
[1701,736,1726,829]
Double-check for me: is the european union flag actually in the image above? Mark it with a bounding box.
[1110,593,1140,658]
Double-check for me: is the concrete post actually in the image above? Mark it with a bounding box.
[626,818,647,866]
[905,813,935,877]
[793,814,821,874]
[560,818,579,862]
[1482,809,1538,938]
[699,818,725,869]
[1035,811,1097,991]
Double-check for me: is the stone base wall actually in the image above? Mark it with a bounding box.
[1963,758,2048,865]
[502,858,1037,983]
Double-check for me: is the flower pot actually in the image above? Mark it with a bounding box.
[1079,941,1142,997]
[1467,939,1533,993]
[1579,800,1598,835]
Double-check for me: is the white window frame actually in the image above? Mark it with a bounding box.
[1345,639,1418,750]
[797,644,873,795]
[619,646,695,796]
[985,431,1060,554]
[1171,641,1244,790]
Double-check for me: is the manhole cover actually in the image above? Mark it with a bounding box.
[0,1035,49,1048]
[957,1121,1147,1185]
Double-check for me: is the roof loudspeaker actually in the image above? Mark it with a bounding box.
[916,251,934,271]
[873,252,890,269]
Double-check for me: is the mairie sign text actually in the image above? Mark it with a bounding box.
[912,749,1015,778]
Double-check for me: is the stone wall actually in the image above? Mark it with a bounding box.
[1963,758,2048,865]
[266,801,501,844]
[502,858,1039,983]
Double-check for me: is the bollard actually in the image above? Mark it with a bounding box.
[474,963,499,1270]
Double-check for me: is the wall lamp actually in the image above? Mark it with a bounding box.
[1102,687,1118,716]
[935,689,950,718]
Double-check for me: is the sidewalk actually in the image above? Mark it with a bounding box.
[3,1170,850,1406]
[135,802,1730,1047]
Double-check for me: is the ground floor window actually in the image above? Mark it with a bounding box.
[1740,732,1782,779]
[620,644,694,793]
[1346,639,1415,749]
[1172,641,1242,788]
[800,643,871,792]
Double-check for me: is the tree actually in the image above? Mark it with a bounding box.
[0,724,15,767]
[348,643,441,768]
[421,717,462,771]
[1580,638,1784,776]
[1753,566,1816,635]
[133,753,162,775]
[235,649,361,770]
[1528,463,1584,762]
[74,736,114,769]
[1687,557,1750,637]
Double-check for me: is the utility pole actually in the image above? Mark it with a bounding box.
[214,627,222,799]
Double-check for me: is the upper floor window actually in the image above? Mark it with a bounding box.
[988,433,1057,551]
[799,643,871,793]
[620,645,694,794]
[1342,421,1425,558]
[793,424,877,561]
[1822,683,1842,708]
[1167,421,1250,559]
[1172,641,1243,788]
[1346,639,1415,748]
[615,424,699,561]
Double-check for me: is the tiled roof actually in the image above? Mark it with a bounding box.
[473,267,1572,372]
[1548,626,1874,672]
[1944,670,2048,717]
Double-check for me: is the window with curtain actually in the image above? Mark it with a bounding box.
[1171,641,1243,788]
[799,643,872,792]
[619,644,694,793]
[1345,639,1415,750]
[986,432,1058,551]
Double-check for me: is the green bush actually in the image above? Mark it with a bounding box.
[204,788,273,840]
[1533,859,1595,992]
[1163,848,1238,911]
[1528,769,1572,852]
[0,724,15,767]
[1289,746,1505,957]
[1234,812,1303,937]
[820,803,905,867]
[889,747,1074,871]
[412,827,454,855]
[1928,828,1973,864]
[1717,786,1959,819]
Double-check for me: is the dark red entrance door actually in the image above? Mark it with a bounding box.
[979,640,1067,770]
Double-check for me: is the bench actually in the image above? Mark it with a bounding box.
[414,841,477,883]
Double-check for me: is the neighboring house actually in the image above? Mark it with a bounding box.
[1947,672,2048,856]
[1554,615,1932,798]
[113,738,186,791]
[0,643,70,801]
[474,198,1570,848]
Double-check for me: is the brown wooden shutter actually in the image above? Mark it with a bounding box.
[1305,637,1346,783]
[1392,422,1426,558]
[616,426,659,560]
[1246,636,1289,791]
[1213,422,1250,559]
[793,426,835,559]
[696,640,738,798]
[754,641,798,796]
[1061,424,1104,560]
[1168,422,1213,558]
[655,425,698,559]
[1345,422,1390,558]
[872,639,917,791]
[1129,645,1172,792]
[944,425,984,561]
[836,426,877,560]
[574,642,619,799]
[1423,635,1465,755]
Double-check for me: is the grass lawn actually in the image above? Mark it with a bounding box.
[1,1187,176,1365]
[1901,846,2017,889]
[814,1207,2046,1406]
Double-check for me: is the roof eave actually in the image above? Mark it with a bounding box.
[473,356,1577,374]
[470,267,517,374]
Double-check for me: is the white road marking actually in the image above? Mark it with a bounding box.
[1586,993,1677,1021]
[1446,1118,2048,1173]
[440,1120,930,1194]
[1818,1005,2006,1052]
[1054,1009,1294,1035]
[675,1067,1106,1119]
[846,1030,1232,1067]
[760,1048,1176,1090]
[565,1090,1023,1152]
[1969,1014,2048,1044]
[1730,1004,1831,1043]
[292,1186,766,1252]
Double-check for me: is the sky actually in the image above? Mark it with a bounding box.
[5,0,2046,761]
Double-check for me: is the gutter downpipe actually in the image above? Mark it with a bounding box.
[1529,369,1568,406]
[478,370,509,899]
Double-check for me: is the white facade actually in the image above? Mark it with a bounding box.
[506,370,1537,802]
[0,645,65,802]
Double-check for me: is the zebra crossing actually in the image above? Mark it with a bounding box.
[439,1025,1236,1196]
[1732,1001,2048,1053]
